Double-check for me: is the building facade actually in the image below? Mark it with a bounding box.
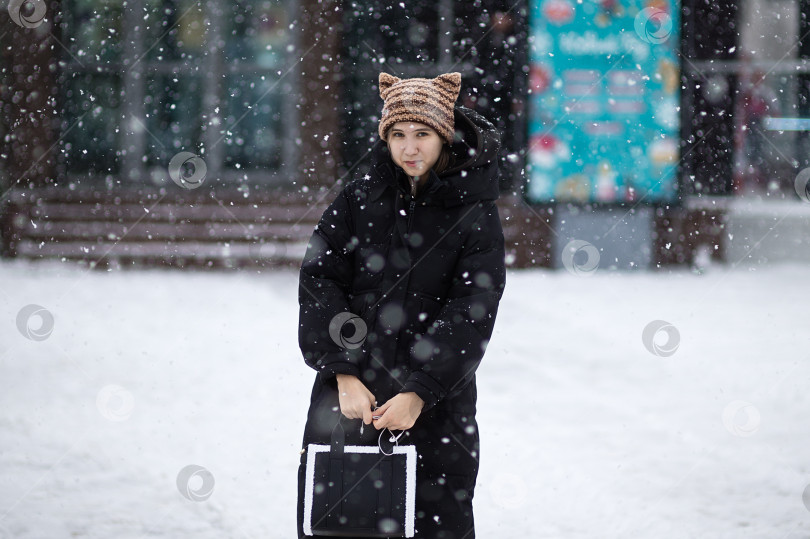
[4,0,802,270]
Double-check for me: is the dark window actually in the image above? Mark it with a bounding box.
[58,0,296,188]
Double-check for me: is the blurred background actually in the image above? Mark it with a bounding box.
[2,0,809,272]
[3,2,810,538]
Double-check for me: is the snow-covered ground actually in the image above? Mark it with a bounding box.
[1,258,809,538]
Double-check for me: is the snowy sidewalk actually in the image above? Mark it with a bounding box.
[1,259,808,538]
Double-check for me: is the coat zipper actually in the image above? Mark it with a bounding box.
[406,198,416,235]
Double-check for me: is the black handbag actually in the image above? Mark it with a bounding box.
[303,417,417,537]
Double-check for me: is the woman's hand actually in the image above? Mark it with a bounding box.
[335,374,377,425]
[372,392,425,431]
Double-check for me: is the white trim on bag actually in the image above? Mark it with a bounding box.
[403,444,416,538]
[303,443,417,538]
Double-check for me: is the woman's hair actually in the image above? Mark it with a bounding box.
[433,144,454,175]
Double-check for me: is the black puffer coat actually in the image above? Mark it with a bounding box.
[297,106,506,538]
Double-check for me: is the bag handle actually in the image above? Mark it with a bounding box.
[330,418,345,459]
[332,414,408,456]
[326,419,345,530]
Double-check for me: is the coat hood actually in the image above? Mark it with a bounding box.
[364,105,502,207]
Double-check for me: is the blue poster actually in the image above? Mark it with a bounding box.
[527,0,680,204]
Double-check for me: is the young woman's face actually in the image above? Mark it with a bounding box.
[386,121,443,181]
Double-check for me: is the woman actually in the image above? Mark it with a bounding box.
[297,71,506,539]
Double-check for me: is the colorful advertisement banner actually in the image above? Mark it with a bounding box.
[527,0,680,204]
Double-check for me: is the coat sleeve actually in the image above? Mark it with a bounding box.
[400,200,506,413]
[298,186,364,382]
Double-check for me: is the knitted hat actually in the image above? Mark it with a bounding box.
[378,72,462,145]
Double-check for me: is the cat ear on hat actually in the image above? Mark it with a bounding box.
[434,72,462,100]
[379,72,401,99]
